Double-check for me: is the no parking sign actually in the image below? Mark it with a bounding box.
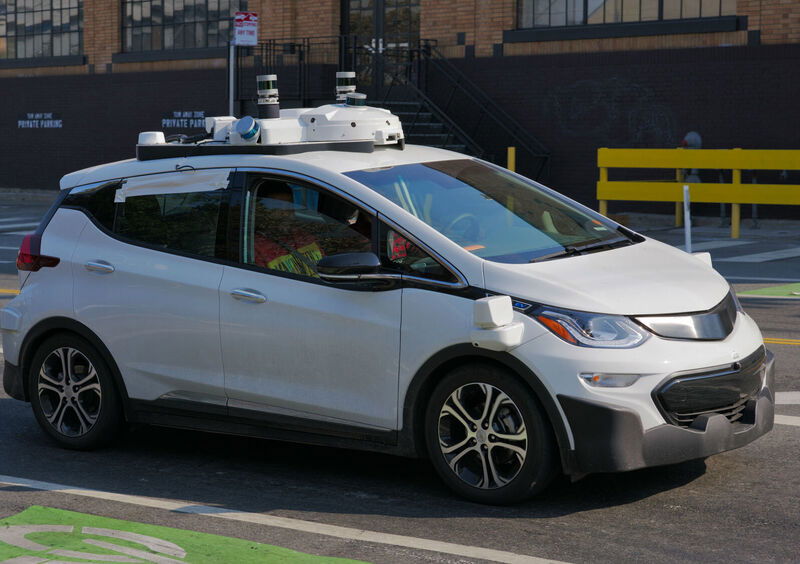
[233,11,258,46]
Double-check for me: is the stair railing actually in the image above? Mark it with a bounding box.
[415,40,550,178]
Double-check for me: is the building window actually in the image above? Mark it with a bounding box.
[0,0,83,60]
[518,0,737,28]
[122,0,248,53]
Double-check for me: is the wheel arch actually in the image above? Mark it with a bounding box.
[399,344,575,474]
[19,316,133,420]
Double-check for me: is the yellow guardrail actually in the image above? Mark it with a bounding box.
[597,148,800,238]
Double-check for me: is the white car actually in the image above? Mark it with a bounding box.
[1,99,775,504]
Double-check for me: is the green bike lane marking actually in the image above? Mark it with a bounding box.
[0,506,364,563]
[739,282,800,297]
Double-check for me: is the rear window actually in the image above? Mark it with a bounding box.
[63,181,232,260]
[116,190,230,259]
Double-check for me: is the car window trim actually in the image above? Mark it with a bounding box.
[238,168,379,277]
[235,167,467,290]
[61,170,238,264]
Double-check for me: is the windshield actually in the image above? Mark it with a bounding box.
[345,159,634,264]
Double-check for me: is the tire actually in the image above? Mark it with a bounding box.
[28,333,122,450]
[424,363,558,504]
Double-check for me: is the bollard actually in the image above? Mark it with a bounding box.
[683,185,692,253]
[507,146,516,172]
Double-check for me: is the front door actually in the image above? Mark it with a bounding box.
[345,0,421,98]
[218,172,402,430]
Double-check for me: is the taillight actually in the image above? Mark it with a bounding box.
[16,234,60,272]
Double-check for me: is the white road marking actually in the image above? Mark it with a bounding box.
[0,224,39,232]
[717,247,800,263]
[3,231,33,236]
[775,415,800,428]
[0,475,563,564]
[0,246,21,250]
[676,240,752,251]
[0,217,35,224]
[776,392,800,405]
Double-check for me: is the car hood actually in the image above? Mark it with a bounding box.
[482,238,730,316]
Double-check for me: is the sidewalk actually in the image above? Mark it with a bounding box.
[616,212,800,241]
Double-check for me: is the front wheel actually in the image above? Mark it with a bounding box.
[424,363,558,504]
[29,333,122,450]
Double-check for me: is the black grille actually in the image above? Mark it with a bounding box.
[654,347,766,428]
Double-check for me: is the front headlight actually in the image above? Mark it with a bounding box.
[528,305,650,348]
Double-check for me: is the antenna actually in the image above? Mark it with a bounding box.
[257,74,280,119]
[335,71,356,102]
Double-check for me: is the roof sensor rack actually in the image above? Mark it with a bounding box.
[136,72,405,161]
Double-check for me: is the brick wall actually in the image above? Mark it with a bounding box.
[84,0,121,71]
[421,0,800,57]
[739,0,800,44]
[254,0,340,40]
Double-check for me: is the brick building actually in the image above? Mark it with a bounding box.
[2,0,799,214]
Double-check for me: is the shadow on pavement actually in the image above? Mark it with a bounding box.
[0,396,707,521]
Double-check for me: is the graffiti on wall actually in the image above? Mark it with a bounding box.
[545,77,677,147]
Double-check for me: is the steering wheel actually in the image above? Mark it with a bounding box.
[443,213,481,241]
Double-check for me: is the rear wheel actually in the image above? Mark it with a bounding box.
[424,363,558,504]
[28,333,122,450]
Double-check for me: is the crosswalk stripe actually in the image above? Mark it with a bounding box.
[0,223,39,232]
[0,217,37,224]
[717,247,800,263]
[677,240,753,251]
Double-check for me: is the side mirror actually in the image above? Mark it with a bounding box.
[316,252,383,282]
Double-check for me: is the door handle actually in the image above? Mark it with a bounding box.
[230,288,267,304]
[85,260,115,274]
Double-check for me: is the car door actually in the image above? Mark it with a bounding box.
[219,171,402,431]
[72,169,235,406]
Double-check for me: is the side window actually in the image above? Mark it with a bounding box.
[116,189,230,259]
[62,181,118,231]
[379,222,456,283]
[247,177,373,278]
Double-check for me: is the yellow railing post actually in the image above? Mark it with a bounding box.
[599,165,608,215]
[507,146,516,172]
[675,166,684,227]
[731,156,742,239]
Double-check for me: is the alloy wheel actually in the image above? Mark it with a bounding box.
[437,382,528,489]
[37,347,102,437]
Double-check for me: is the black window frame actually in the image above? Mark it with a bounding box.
[119,0,248,55]
[517,0,736,28]
[0,0,84,62]
[508,0,745,42]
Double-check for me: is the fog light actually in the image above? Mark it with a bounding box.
[579,372,641,388]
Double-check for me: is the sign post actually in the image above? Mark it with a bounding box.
[230,11,259,116]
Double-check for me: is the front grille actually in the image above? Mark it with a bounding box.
[654,346,766,428]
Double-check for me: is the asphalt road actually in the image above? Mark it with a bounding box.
[0,195,798,563]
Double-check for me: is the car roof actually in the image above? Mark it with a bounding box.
[59,144,464,190]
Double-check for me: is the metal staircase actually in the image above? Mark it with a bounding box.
[235,36,550,179]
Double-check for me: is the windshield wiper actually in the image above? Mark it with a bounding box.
[529,237,633,263]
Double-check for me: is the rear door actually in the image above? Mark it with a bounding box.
[71,169,236,406]
[219,171,402,431]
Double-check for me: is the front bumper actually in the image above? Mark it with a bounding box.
[2,360,25,401]
[558,350,775,474]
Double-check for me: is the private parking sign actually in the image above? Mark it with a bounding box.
[233,11,258,46]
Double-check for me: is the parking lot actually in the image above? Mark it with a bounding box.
[0,195,798,563]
